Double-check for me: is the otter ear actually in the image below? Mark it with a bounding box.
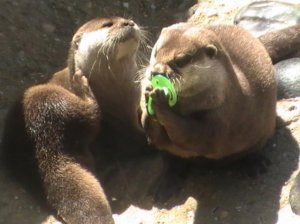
[205,44,218,58]
[73,34,82,49]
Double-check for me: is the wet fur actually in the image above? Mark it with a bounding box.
[259,24,300,64]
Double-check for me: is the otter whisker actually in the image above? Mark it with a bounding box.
[88,54,99,80]
[136,52,148,69]
[136,33,150,71]
[135,67,147,83]
[88,42,105,80]
[173,75,183,87]
[139,29,151,48]
[106,38,118,78]
[192,64,212,69]
[139,30,152,60]
[96,47,105,79]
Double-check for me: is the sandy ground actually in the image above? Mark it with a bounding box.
[1,0,300,224]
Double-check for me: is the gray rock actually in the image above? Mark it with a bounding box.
[290,172,300,215]
[275,58,300,100]
[42,23,56,33]
[234,1,300,36]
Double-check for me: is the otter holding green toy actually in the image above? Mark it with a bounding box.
[140,22,278,159]
[146,73,177,115]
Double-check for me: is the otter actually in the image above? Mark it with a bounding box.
[2,17,143,224]
[140,23,277,160]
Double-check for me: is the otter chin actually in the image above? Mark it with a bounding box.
[140,22,277,159]
[2,17,144,224]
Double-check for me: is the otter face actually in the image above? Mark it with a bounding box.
[146,23,228,102]
[73,17,141,72]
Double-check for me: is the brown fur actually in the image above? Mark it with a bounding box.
[2,17,143,224]
[140,23,277,159]
[259,24,300,64]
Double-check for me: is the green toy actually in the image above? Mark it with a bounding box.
[146,73,177,115]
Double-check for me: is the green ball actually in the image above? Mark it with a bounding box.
[147,74,177,115]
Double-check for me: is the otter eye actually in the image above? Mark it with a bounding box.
[101,21,113,28]
[205,44,217,58]
[173,54,193,68]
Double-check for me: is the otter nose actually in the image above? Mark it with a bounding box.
[151,63,173,76]
[122,20,135,27]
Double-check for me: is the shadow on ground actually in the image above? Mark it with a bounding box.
[98,121,299,224]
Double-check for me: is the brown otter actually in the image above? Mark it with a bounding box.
[140,23,277,160]
[2,17,143,224]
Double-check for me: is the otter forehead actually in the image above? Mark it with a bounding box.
[165,22,202,36]
[152,23,211,63]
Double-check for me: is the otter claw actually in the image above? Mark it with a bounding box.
[145,85,153,92]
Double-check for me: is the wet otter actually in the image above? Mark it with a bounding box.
[2,17,143,224]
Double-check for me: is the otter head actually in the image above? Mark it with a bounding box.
[68,17,141,77]
[145,23,231,112]
[68,17,144,129]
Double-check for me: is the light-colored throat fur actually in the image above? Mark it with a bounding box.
[79,53,140,131]
[74,26,141,129]
[89,55,140,125]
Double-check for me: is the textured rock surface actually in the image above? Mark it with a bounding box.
[1,1,300,224]
[289,171,300,215]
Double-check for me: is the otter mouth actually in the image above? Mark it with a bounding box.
[146,72,178,115]
[114,26,139,43]
[148,71,181,94]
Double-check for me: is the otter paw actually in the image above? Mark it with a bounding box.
[144,85,153,101]
[151,88,169,112]
[150,89,174,123]
[145,85,153,93]
[73,70,95,100]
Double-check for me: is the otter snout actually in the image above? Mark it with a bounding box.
[118,19,135,28]
[113,19,140,42]
[149,63,175,79]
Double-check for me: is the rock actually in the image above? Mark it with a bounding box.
[122,2,129,9]
[275,58,300,100]
[277,97,300,127]
[41,215,62,224]
[219,210,229,219]
[42,23,56,33]
[290,172,300,215]
[234,1,300,36]
[277,204,300,224]
[113,197,197,224]
[113,206,155,224]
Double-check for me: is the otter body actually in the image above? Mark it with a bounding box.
[2,17,143,224]
[140,23,277,159]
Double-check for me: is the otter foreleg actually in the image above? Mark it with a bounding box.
[150,89,213,155]
[22,75,114,223]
